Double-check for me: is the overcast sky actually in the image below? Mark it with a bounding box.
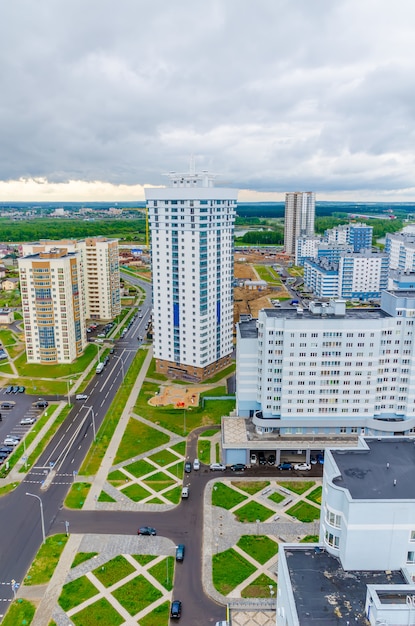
[1,0,415,202]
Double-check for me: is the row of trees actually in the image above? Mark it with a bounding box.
[0,219,146,242]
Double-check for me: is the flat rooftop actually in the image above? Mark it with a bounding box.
[262,307,390,320]
[285,546,405,625]
[238,319,258,338]
[332,438,415,500]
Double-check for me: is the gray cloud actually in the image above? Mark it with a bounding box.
[1,0,415,197]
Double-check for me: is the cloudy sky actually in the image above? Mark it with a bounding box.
[1,0,415,202]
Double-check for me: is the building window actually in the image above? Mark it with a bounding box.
[408,551,415,564]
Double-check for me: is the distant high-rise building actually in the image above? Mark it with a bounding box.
[19,248,86,363]
[146,169,238,381]
[284,192,315,256]
[21,237,120,321]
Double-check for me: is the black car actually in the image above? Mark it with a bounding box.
[137,526,156,536]
[259,454,267,465]
[267,454,276,465]
[0,446,13,454]
[103,356,110,366]
[184,461,192,473]
[36,400,49,409]
[0,402,13,409]
[230,463,246,472]
[170,600,182,619]
[175,544,185,562]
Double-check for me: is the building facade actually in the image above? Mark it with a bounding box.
[18,248,86,363]
[146,170,238,381]
[326,222,373,252]
[386,231,415,271]
[284,192,315,256]
[21,238,120,321]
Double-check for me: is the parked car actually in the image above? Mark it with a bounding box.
[0,402,14,409]
[184,461,192,473]
[210,463,226,471]
[181,487,189,499]
[137,526,156,536]
[11,386,19,394]
[259,453,267,465]
[277,462,293,471]
[317,453,324,465]
[193,458,200,471]
[5,386,12,394]
[267,454,276,465]
[293,462,311,471]
[230,463,246,472]
[310,456,317,465]
[20,417,36,425]
[35,400,49,409]
[250,453,257,464]
[75,394,88,401]
[0,446,13,454]
[18,386,25,393]
[175,544,185,562]
[110,347,115,354]
[170,600,182,619]
[4,436,20,446]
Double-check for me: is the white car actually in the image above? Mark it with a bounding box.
[193,458,200,470]
[75,394,88,401]
[4,436,19,446]
[20,417,36,425]
[210,463,226,471]
[250,453,257,464]
[293,462,312,471]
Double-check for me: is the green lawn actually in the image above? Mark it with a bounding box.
[300,535,319,543]
[112,575,162,616]
[1,599,35,626]
[241,573,276,598]
[278,480,315,495]
[65,482,91,509]
[133,554,157,566]
[58,575,98,610]
[93,555,135,587]
[237,535,279,564]
[123,458,155,478]
[212,482,247,509]
[148,449,179,467]
[108,469,130,486]
[197,438,211,464]
[143,471,175,492]
[24,534,69,585]
[163,485,181,504]
[72,597,123,626]
[268,491,285,504]
[307,486,322,505]
[98,491,116,502]
[139,601,170,626]
[121,482,152,502]
[114,418,170,464]
[234,481,270,495]
[213,548,256,595]
[286,501,320,522]
[71,552,98,569]
[233,501,275,523]
[148,556,174,591]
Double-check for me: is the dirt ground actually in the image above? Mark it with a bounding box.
[149,384,214,408]
[234,260,291,318]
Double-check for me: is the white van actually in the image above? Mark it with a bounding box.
[181,487,189,499]
[96,362,104,374]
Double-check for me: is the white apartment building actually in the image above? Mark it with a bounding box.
[18,248,86,363]
[386,231,415,271]
[21,238,120,321]
[146,170,237,381]
[284,191,315,256]
[277,437,415,626]
[294,235,325,266]
[236,292,415,436]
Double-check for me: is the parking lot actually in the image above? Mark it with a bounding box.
[0,387,49,465]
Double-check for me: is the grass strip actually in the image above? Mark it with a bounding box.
[237,535,279,564]
[1,599,35,626]
[24,534,69,585]
[213,548,256,595]
[212,482,247,509]
[65,482,91,509]
[80,348,148,475]
[233,501,275,523]
[58,575,98,610]
[277,480,315,495]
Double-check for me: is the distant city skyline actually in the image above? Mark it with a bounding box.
[2,1,415,202]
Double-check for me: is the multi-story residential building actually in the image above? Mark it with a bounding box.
[338,249,389,300]
[294,235,325,266]
[316,242,352,264]
[277,437,415,626]
[21,238,120,321]
[303,258,339,298]
[18,248,86,363]
[220,291,415,468]
[303,249,388,301]
[284,192,315,256]
[326,222,373,252]
[146,169,238,381]
[386,231,415,271]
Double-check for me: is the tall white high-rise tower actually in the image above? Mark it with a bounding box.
[284,191,315,255]
[146,169,238,381]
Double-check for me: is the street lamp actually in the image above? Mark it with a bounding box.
[66,379,73,405]
[84,406,96,440]
[26,492,45,544]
